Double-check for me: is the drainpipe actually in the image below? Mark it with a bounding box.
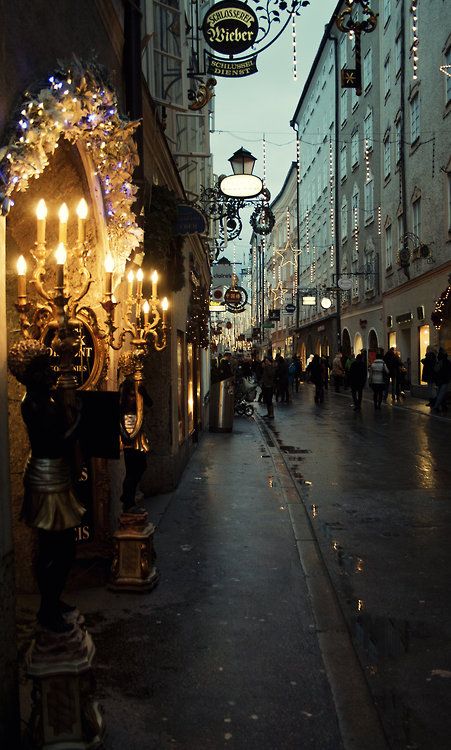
[327,31,342,352]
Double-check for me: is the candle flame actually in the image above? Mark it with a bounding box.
[142,300,150,314]
[127,270,135,283]
[151,270,158,284]
[58,203,69,223]
[76,198,88,220]
[17,255,27,275]
[136,268,144,282]
[55,242,67,265]
[104,252,115,273]
[162,297,169,311]
[36,199,47,220]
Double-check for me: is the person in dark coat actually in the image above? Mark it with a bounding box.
[306,354,325,404]
[275,356,290,403]
[383,347,401,401]
[431,348,451,413]
[349,353,367,410]
[421,348,437,405]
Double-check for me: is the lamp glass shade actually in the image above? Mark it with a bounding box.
[228,147,257,176]
[219,174,263,199]
[320,296,332,310]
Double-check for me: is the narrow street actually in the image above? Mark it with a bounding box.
[17,385,451,750]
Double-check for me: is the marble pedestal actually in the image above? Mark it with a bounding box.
[25,612,105,749]
[109,510,159,591]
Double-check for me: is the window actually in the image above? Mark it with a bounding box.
[445,47,451,104]
[384,56,391,98]
[395,35,402,76]
[412,196,421,239]
[383,134,391,179]
[364,177,374,223]
[151,0,186,108]
[410,92,420,142]
[351,130,359,167]
[385,224,393,267]
[383,0,391,25]
[177,331,185,443]
[363,48,372,92]
[340,89,348,128]
[364,108,373,148]
[340,145,347,181]
[340,35,347,68]
[341,197,348,241]
[419,325,430,383]
[395,118,402,163]
[187,343,195,434]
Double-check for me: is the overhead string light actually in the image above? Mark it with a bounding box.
[377,205,382,235]
[411,1,419,80]
[292,13,298,81]
[353,205,359,257]
[296,138,301,184]
[252,240,257,325]
[328,137,335,271]
[364,138,371,183]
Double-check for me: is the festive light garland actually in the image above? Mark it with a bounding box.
[292,14,298,81]
[410,2,419,80]
[186,279,210,348]
[0,58,142,273]
[431,277,451,330]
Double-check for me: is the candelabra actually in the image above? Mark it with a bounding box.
[15,197,94,401]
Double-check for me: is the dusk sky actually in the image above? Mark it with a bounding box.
[210,0,339,257]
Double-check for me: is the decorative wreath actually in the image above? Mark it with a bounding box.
[0,56,143,274]
[249,203,275,236]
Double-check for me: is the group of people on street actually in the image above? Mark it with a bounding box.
[421,346,451,413]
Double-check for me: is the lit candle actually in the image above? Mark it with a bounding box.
[162,296,169,324]
[58,203,69,245]
[76,198,88,243]
[16,255,27,301]
[55,242,67,289]
[142,299,150,326]
[136,267,143,298]
[104,252,115,296]
[36,199,47,244]
[127,269,135,299]
[151,270,158,299]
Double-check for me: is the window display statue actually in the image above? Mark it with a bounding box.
[117,350,152,514]
[8,339,85,633]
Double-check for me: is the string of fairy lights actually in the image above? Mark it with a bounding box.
[292,13,298,82]
[410,1,419,80]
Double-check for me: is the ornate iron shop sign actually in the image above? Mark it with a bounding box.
[224,285,248,313]
[202,1,258,55]
[201,0,312,78]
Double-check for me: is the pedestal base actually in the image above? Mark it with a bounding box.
[109,511,159,592]
[25,613,105,749]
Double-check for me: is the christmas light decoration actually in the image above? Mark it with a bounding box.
[292,14,298,81]
[377,205,382,236]
[410,2,419,80]
[431,275,451,330]
[0,59,142,273]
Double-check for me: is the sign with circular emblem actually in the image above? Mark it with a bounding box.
[202,0,259,56]
[224,285,248,313]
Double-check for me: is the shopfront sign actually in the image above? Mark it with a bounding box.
[396,312,413,325]
[284,303,296,314]
[175,204,207,235]
[224,285,248,313]
[206,53,258,78]
[202,1,258,55]
[268,309,281,321]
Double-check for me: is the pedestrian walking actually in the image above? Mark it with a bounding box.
[306,354,325,404]
[275,356,290,403]
[344,352,355,391]
[383,347,401,401]
[421,347,437,406]
[369,350,389,409]
[349,353,367,410]
[431,347,451,414]
[331,352,345,392]
[289,355,302,393]
[261,355,276,419]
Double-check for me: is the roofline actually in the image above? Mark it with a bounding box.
[270,162,297,208]
[290,0,342,126]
